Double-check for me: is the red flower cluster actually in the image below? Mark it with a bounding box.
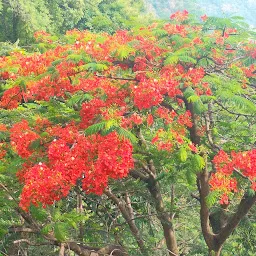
[164,23,188,37]
[82,132,134,194]
[213,150,256,179]
[0,87,23,109]
[132,80,163,110]
[170,10,189,22]
[177,111,193,128]
[10,120,39,158]
[16,124,134,210]
[210,149,256,204]
[19,163,71,210]
[80,99,106,128]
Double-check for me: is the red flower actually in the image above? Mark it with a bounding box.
[201,15,208,22]
[251,182,256,191]
[216,37,225,46]
[220,193,229,205]
[170,10,189,22]
[147,114,154,127]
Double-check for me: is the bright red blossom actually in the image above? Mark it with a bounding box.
[211,149,256,203]
[201,15,208,22]
[170,10,189,22]
[10,120,40,158]
[147,114,154,126]
[17,128,134,210]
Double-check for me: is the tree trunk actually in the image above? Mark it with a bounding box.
[12,10,19,42]
[104,188,149,255]
[129,165,179,256]
[146,169,178,256]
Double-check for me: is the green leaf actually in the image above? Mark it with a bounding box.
[67,54,83,64]
[247,189,256,197]
[194,100,207,114]
[83,63,108,72]
[191,154,205,172]
[116,45,135,60]
[187,95,199,103]
[206,191,219,207]
[153,29,168,37]
[183,87,195,99]
[67,220,78,230]
[30,205,48,222]
[54,222,68,242]
[164,55,179,65]
[116,127,138,144]
[0,228,8,238]
[51,59,62,66]
[67,93,93,107]
[185,169,196,185]
[28,139,41,150]
[105,119,118,130]
[155,172,167,182]
[179,147,188,162]
[84,122,106,136]
[178,55,197,64]
[41,224,53,235]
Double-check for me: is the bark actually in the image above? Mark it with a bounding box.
[56,242,126,256]
[197,165,256,256]
[216,193,256,245]
[130,162,179,256]
[12,10,19,42]
[197,171,215,250]
[147,174,178,256]
[59,243,65,256]
[7,243,20,256]
[104,188,149,255]
[77,193,84,239]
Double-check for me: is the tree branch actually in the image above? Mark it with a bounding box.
[214,100,254,117]
[104,188,148,255]
[217,193,256,245]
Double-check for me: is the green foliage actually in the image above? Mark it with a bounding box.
[83,63,109,72]
[30,206,48,222]
[115,126,138,144]
[206,191,219,207]
[179,147,188,162]
[115,45,135,61]
[0,0,150,43]
[190,154,205,173]
[84,121,108,135]
[84,121,138,144]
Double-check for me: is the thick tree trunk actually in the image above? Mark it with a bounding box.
[198,169,256,256]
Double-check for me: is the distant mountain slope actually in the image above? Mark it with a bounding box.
[145,0,256,27]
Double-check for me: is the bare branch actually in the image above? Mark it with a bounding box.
[214,100,254,117]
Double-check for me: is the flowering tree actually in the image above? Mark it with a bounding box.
[0,11,255,256]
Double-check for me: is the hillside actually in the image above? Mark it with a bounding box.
[145,0,256,27]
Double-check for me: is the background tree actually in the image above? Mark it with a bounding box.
[0,0,149,44]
